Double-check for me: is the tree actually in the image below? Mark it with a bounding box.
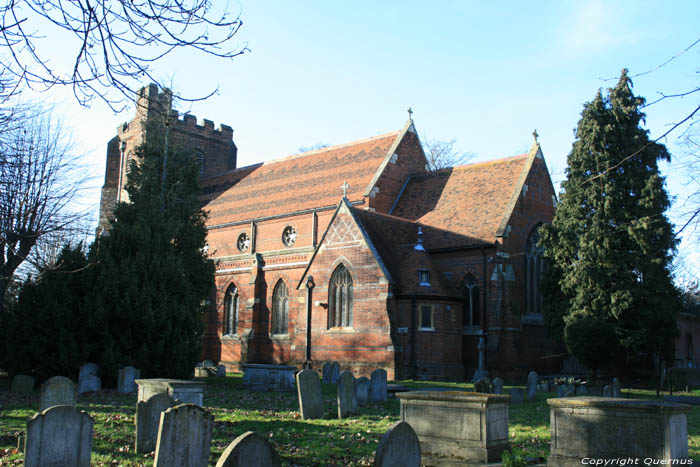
[0,108,85,309]
[422,137,475,172]
[87,120,214,380]
[0,1,247,108]
[540,70,681,372]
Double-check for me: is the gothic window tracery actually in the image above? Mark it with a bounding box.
[282,226,296,247]
[223,284,239,336]
[526,226,544,314]
[237,232,250,252]
[329,264,353,328]
[271,280,289,335]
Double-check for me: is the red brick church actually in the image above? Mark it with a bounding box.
[99,85,561,380]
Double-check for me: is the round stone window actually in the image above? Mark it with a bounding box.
[236,232,250,252]
[282,226,297,247]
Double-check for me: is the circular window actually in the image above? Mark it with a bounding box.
[282,226,297,247]
[236,232,250,252]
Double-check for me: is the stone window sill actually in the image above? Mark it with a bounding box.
[271,334,291,340]
[326,327,356,334]
[222,334,240,341]
[418,327,435,332]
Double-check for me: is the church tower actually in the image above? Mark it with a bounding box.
[97,84,237,234]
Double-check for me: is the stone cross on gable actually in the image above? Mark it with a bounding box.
[341,181,350,199]
[532,129,539,144]
[407,107,413,121]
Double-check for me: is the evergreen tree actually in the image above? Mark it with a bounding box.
[88,123,214,381]
[540,70,680,373]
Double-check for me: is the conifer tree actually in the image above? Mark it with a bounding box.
[540,70,680,373]
[88,121,214,381]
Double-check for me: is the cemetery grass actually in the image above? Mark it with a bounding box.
[1,377,699,465]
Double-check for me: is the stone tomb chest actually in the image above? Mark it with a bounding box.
[397,391,510,465]
[547,397,691,466]
[135,379,206,406]
[242,364,296,392]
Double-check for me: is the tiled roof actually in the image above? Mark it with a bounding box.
[351,207,481,296]
[390,154,531,244]
[201,131,401,225]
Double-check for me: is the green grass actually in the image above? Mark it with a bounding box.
[1,376,700,465]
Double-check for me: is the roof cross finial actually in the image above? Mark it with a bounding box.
[341,181,350,199]
[407,107,413,122]
[532,129,539,145]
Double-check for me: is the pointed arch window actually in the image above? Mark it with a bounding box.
[464,274,480,326]
[329,264,353,328]
[526,226,544,314]
[271,280,289,335]
[223,284,239,336]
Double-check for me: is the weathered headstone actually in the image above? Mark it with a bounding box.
[217,365,227,377]
[79,362,99,380]
[509,387,524,404]
[24,405,93,467]
[330,361,340,384]
[612,377,621,398]
[136,392,177,453]
[194,367,209,378]
[575,386,588,396]
[78,375,102,395]
[118,366,140,393]
[472,337,488,381]
[526,371,538,401]
[357,377,371,406]
[492,377,504,395]
[10,375,35,393]
[373,421,421,467]
[337,371,356,418]
[296,369,323,420]
[322,362,332,384]
[474,377,491,393]
[202,359,215,367]
[370,368,388,402]
[153,404,213,467]
[216,431,281,467]
[603,385,612,397]
[40,376,77,411]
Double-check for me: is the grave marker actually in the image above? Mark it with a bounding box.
[337,371,355,418]
[154,404,213,467]
[78,375,101,395]
[296,369,323,420]
[492,377,504,395]
[374,421,421,467]
[370,369,388,402]
[330,361,340,384]
[24,405,93,467]
[118,366,140,393]
[40,376,77,411]
[216,431,281,467]
[357,377,370,406]
[322,362,332,384]
[136,393,177,453]
[526,371,537,401]
[612,377,621,398]
[10,375,35,393]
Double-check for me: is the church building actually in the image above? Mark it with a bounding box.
[99,85,561,380]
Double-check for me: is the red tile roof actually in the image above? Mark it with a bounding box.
[201,131,401,226]
[390,154,531,243]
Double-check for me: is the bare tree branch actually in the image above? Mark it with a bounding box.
[0,1,248,110]
[422,137,475,172]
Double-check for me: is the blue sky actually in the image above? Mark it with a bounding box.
[33,1,700,281]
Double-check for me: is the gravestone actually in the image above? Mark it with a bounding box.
[79,362,99,380]
[370,368,388,402]
[202,359,215,367]
[136,393,177,453]
[118,366,140,393]
[509,388,524,404]
[337,371,356,418]
[296,369,323,420]
[526,371,538,401]
[576,386,588,396]
[153,404,213,467]
[194,367,209,378]
[373,421,421,467]
[492,377,504,395]
[474,377,491,393]
[217,365,227,377]
[472,337,488,381]
[10,375,35,393]
[330,361,340,384]
[78,375,102,395]
[357,377,371,406]
[322,362,332,384]
[603,385,612,397]
[24,405,93,467]
[216,431,281,467]
[612,377,621,398]
[40,376,77,411]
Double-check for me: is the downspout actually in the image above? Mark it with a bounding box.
[304,276,315,368]
[411,296,417,379]
[481,247,488,335]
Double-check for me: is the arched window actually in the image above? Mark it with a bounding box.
[195,149,206,176]
[271,280,289,335]
[526,226,544,314]
[223,284,239,336]
[464,274,480,326]
[329,264,353,328]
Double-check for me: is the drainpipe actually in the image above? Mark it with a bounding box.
[481,247,488,335]
[411,296,417,379]
[304,276,315,368]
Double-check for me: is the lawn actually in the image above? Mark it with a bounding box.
[1,375,699,465]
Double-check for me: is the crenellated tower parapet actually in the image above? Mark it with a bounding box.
[97,83,237,235]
